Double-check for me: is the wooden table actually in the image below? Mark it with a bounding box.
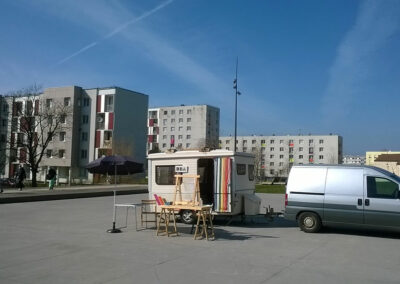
[157,205,215,240]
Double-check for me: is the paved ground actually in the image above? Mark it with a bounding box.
[1,193,399,284]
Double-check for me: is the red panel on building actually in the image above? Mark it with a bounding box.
[20,148,26,163]
[148,135,153,143]
[108,112,114,130]
[149,119,154,126]
[95,131,101,148]
[97,95,102,112]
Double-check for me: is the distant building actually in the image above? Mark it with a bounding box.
[147,105,220,154]
[2,86,148,184]
[374,154,400,176]
[365,151,400,166]
[219,134,343,179]
[342,155,365,165]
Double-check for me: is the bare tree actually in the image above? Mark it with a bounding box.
[5,85,72,187]
[251,146,265,182]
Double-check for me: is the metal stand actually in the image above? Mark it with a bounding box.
[107,190,122,233]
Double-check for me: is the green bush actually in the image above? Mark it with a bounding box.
[255,184,286,194]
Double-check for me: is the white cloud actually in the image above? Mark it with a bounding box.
[321,0,400,124]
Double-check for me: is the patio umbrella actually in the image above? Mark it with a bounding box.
[85,155,144,233]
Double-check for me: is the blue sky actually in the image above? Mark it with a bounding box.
[1,0,399,155]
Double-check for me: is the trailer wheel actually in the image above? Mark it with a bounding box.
[298,212,321,233]
[180,210,196,224]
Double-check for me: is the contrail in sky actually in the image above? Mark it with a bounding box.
[57,0,174,65]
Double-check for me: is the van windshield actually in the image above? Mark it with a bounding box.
[371,166,400,183]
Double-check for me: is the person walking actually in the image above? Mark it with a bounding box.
[47,168,57,190]
[16,166,26,191]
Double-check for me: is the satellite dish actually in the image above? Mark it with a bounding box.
[97,116,104,123]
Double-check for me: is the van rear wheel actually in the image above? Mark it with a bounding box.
[180,210,196,224]
[298,212,321,233]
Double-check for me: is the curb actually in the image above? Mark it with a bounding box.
[0,188,148,204]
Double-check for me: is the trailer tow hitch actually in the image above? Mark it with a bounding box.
[264,206,283,221]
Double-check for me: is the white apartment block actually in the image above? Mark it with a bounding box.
[1,86,148,184]
[219,134,343,178]
[147,105,220,153]
[342,155,365,165]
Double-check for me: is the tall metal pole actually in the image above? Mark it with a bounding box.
[234,57,238,153]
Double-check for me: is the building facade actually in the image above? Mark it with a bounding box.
[342,155,365,165]
[2,86,148,184]
[147,105,220,153]
[373,154,400,176]
[365,151,400,166]
[219,134,343,179]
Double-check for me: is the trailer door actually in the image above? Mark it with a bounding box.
[214,157,232,213]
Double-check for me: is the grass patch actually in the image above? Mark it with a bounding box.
[255,184,286,194]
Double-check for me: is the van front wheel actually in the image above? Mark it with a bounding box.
[298,212,321,233]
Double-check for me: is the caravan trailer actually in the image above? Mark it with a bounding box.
[147,150,260,224]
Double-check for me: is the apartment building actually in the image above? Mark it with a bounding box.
[2,86,148,184]
[365,151,400,166]
[147,105,219,153]
[219,134,343,178]
[374,154,400,176]
[0,96,8,176]
[342,155,365,165]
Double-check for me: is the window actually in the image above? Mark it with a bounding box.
[270,140,274,144]
[270,162,274,166]
[186,143,191,148]
[81,149,87,159]
[289,148,293,153]
[163,119,167,124]
[59,149,65,158]
[156,165,175,185]
[248,165,254,181]
[270,169,275,175]
[309,147,314,154]
[280,147,284,151]
[163,135,167,140]
[261,139,265,144]
[170,127,175,131]
[164,111,168,115]
[179,118,183,123]
[171,119,175,123]
[187,118,191,123]
[319,139,324,144]
[280,140,284,144]
[64,97,71,106]
[367,177,399,199]
[270,155,274,159]
[226,147,230,150]
[46,99,53,108]
[319,147,324,152]
[252,147,256,152]
[319,155,324,159]
[178,126,183,131]
[83,98,90,107]
[299,155,303,159]
[187,126,191,131]
[299,139,303,144]
[289,139,294,143]
[279,162,283,166]
[59,132,66,142]
[270,147,274,151]
[252,140,256,144]
[187,109,192,115]
[82,115,88,124]
[163,127,167,131]
[82,132,88,141]
[46,149,52,158]
[179,110,183,115]
[171,110,175,115]
[243,140,247,146]
[237,164,246,175]
[47,132,53,141]
[309,139,314,145]
[178,135,183,140]
[299,147,303,152]
[226,140,230,144]
[162,143,166,148]
[186,135,191,139]
[60,115,66,124]
[178,143,182,148]
[279,155,284,159]
[243,147,247,152]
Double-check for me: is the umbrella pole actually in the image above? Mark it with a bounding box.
[107,163,121,233]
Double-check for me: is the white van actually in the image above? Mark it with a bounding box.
[148,150,260,223]
[285,165,400,233]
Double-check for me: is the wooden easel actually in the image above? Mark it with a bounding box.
[173,174,201,205]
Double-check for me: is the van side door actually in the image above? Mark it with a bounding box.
[324,168,364,224]
[364,176,400,227]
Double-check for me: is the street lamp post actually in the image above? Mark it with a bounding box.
[233,57,241,153]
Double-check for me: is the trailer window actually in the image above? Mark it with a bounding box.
[237,164,246,175]
[248,165,254,181]
[155,165,175,185]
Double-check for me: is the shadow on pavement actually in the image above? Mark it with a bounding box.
[321,225,400,239]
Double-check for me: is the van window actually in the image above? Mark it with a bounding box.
[367,177,399,199]
[248,165,254,181]
[155,165,176,185]
[237,164,246,175]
